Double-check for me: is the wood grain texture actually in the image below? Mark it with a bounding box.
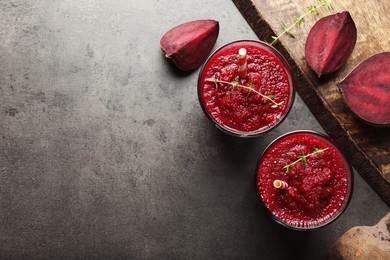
[233,0,390,205]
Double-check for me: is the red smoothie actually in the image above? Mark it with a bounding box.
[198,40,294,137]
[256,131,353,230]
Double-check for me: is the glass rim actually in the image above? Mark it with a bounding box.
[254,130,354,230]
[197,39,295,138]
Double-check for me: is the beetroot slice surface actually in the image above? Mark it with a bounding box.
[338,52,390,126]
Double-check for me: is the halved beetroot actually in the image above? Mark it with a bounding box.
[338,52,390,127]
[305,12,357,77]
[160,20,219,71]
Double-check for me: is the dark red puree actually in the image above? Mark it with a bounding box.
[256,132,351,229]
[200,44,292,133]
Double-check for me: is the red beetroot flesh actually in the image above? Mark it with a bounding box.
[160,20,219,71]
[338,52,390,127]
[305,12,357,77]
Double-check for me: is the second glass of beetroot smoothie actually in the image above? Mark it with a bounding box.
[255,130,353,230]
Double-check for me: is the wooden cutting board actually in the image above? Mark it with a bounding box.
[233,0,390,205]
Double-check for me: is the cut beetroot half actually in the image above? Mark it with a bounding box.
[305,12,357,77]
[160,20,219,71]
[338,52,390,127]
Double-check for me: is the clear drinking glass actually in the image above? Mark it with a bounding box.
[198,40,295,137]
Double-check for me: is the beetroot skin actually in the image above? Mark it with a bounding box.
[305,12,357,77]
[160,20,219,71]
[338,52,390,127]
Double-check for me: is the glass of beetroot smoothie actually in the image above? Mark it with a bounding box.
[255,130,353,230]
[198,40,294,137]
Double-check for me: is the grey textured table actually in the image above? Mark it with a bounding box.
[0,0,388,259]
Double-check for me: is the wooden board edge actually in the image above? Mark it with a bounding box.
[232,0,390,206]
